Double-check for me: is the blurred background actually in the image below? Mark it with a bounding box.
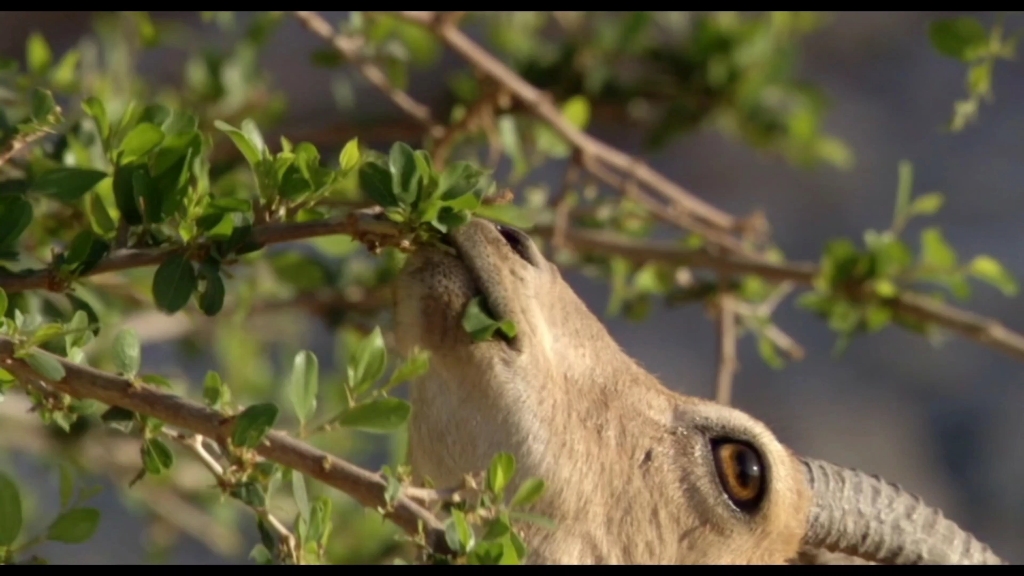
[1,11,1021,564]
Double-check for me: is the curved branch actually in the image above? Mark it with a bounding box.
[390,11,744,237]
[292,11,445,140]
[0,211,399,294]
[0,336,453,557]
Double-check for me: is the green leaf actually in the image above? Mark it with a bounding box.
[908,192,945,218]
[561,95,591,129]
[434,206,471,232]
[289,350,319,426]
[968,255,1019,297]
[386,349,430,389]
[31,168,108,202]
[445,509,474,554]
[0,288,7,318]
[24,349,65,381]
[152,253,197,313]
[99,406,135,433]
[292,472,310,522]
[359,161,398,208]
[0,196,33,250]
[51,49,81,90]
[249,544,272,564]
[214,120,260,167]
[232,403,279,449]
[58,463,75,510]
[64,309,92,350]
[118,122,165,163]
[893,160,913,227]
[132,169,162,225]
[112,164,144,226]
[81,97,110,141]
[510,477,546,508]
[871,278,898,298]
[202,370,230,409]
[233,482,267,510]
[919,227,958,272]
[30,87,58,124]
[461,296,517,342]
[197,264,225,317]
[864,303,893,333]
[142,438,174,474]
[334,398,411,433]
[112,328,141,377]
[307,496,332,546]
[929,17,989,61]
[27,323,63,349]
[487,452,516,497]
[64,230,96,268]
[0,471,23,546]
[347,326,387,395]
[339,138,360,174]
[26,32,53,75]
[437,161,485,206]
[240,119,268,160]
[756,335,785,370]
[140,374,172,388]
[47,507,100,543]
[388,142,420,205]
[497,114,529,178]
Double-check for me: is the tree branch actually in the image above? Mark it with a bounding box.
[390,11,749,238]
[0,336,454,558]
[0,210,399,294]
[291,11,445,140]
[0,399,244,557]
[0,129,52,167]
[714,293,739,406]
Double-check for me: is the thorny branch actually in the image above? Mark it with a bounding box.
[0,336,455,558]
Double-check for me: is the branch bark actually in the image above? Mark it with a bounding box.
[291,11,445,140]
[0,210,399,294]
[0,336,453,557]
[390,11,748,238]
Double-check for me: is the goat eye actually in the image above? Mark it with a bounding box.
[711,439,765,512]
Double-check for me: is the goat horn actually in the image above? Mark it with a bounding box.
[799,457,1006,565]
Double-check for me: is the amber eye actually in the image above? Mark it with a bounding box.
[711,439,766,512]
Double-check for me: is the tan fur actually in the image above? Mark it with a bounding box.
[394,219,810,564]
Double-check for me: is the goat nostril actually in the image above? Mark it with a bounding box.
[495,224,533,264]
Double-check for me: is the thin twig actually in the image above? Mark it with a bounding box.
[169,432,298,563]
[0,398,243,556]
[0,336,454,557]
[540,226,1024,363]
[391,11,744,236]
[6,204,1024,364]
[715,293,739,406]
[0,129,52,167]
[292,11,445,140]
[0,210,398,294]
